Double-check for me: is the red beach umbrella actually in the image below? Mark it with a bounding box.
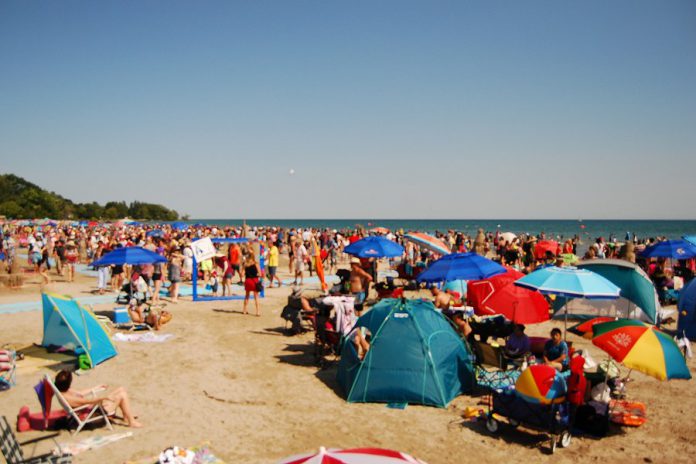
[534,240,560,260]
[480,282,550,324]
[467,268,524,309]
[277,447,428,464]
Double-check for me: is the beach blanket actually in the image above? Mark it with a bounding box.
[126,443,226,464]
[14,345,75,376]
[112,332,175,343]
[53,431,133,456]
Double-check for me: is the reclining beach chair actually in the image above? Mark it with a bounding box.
[0,416,72,464]
[43,375,112,436]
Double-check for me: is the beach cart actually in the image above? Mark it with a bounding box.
[485,365,572,453]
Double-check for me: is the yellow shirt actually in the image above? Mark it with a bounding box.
[268,246,279,267]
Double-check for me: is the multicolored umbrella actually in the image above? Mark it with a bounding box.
[416,252,506,283]
[515,365,567,404]
[277,447,428,464]
[403,232,451,255]
[592,319,691,380]
[568,316,616,338]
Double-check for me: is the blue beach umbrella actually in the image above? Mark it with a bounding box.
[417,252,506,283]
[515,266,621,299]
[146,229,164,237]
[344,236,404,258]
[682,236,696,247]
[639,240,696,259]
[171,221,188,230]
[91,246,167,267]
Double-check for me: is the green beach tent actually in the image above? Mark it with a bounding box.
[336,298,475,408]
[552,259,660,323]
[41,293,117,367]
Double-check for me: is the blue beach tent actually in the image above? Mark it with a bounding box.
[41,293,117,367]
[678,279,696,341]
[337,298,475,408]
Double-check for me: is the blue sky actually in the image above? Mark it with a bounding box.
[1,1,695,219]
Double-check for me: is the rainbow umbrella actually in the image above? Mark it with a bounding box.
[514,364,567,404]
[403,232,451,255]
[592,319,692,380]
[277,447,428,464]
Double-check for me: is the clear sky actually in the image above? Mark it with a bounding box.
[1,1,695,219]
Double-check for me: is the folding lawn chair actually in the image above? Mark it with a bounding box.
[0,416,72,464]
[43,375,113,436]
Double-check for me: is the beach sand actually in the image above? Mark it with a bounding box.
[1,260,694,464]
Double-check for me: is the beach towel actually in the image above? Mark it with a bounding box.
[54,431,133,456]
[112,332,175,343]
[323,296,356,335]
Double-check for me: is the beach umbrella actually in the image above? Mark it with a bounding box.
[479,282,550,324]
[684,236,696,247]
[467,268,524,309]
[403,232,451,255]
[344,236,404,258]
[416,252,506,283]
[534,240,560,260]
[591,319,691,380]
[90,246,167,267]
[639,239,696,259]
[442,279,467,298]
[500,232,517,243]
[515,266,621,299]
[146,229,164,237]
[568,316,616,338]
[276,447,428,464]
[171,221,188,230]
[515,365,567,405]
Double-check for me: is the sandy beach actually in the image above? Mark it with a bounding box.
[1,257,695,464]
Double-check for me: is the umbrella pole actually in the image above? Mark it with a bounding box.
[564,296,568,342]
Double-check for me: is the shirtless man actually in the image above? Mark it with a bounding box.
[349,257,372,310]
[429,285,453,310]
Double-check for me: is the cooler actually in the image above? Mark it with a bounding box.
[113,307,130,324]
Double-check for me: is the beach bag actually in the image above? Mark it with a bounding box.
[255,280,264,292]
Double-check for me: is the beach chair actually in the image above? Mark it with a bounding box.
[473,341,521,392]
[0,416,72,464]
[43,375,113,436]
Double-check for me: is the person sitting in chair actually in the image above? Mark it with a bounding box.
[54,369,143,428]
[543,328,569,371]
[505,324,531,359]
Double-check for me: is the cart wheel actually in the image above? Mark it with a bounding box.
[508,418,520,428]
[550,436,557,454]
[485,417,499,433]
[560,431,572,448]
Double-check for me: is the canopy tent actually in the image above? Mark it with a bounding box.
[551,259,660,324]
[337,299,474,408]
[41,293,117,367]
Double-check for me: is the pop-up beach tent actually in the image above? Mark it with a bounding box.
[337,298,474,408]
[678,279,696,341]
[41,293,117,367]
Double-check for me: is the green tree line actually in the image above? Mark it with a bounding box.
[0,174,179,220]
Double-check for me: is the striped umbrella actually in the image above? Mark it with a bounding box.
[403,232,451,255]
[277,447,428,464]
[592,319,691,380]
